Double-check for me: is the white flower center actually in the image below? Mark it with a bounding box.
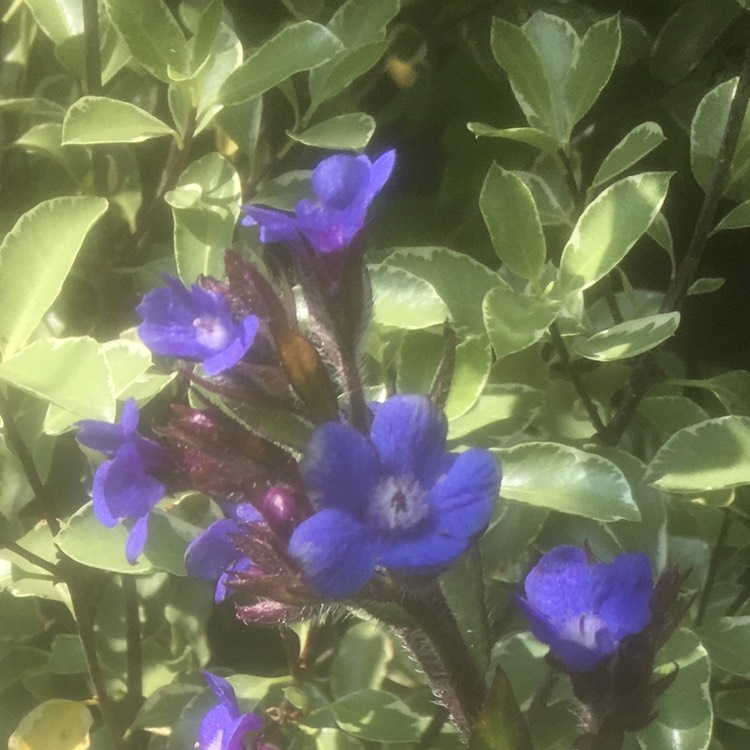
[369,474,430,532]
[193,316,231,350]
[560,613,607,650]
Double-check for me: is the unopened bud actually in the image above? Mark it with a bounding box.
[262,485,300,537]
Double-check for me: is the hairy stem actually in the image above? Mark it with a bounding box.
[82,0,107,197]
[695,510,732,627]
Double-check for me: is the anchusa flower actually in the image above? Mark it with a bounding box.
[242,150,396,254]
[76,399,165,563]
[288,394,500,598]
[519,546,690,749]
[198,672,264,750]
[137,275,259,376]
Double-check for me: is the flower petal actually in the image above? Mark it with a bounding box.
[224,711,263,750]
[288,509,376,598]
[198,702,234,750]
[593,552,653,639]
[430,448,499,537]
[302,422,379,516]
[202,314,259,375]
[125,515,150,564]
[77,420,126,456]
[311,154,370,209]
[369,395,447,485]
[185,518,243,581]
[523,546,594,624]
[377,522,468,571]
[203,671,240,713]
[242,206,301,244]
[367,150,396,199]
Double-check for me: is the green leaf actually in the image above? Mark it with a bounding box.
[103,0,188,82]
[490,17,554,136]
[329,689,423,743]
[309,41,387,108]
[652,0,740,86]
[573,312,680,361]
[0,196,108,357]
[634,629,712,750]
[469,667,532,750]
[0,337,115,420]
[0,647,49,692]
[638,395,709,435]
[325,0,399,48]
[131,682,203,734]
[24,0,83,46]
[645,416,750,492]
[691,78,750,199]
[49,635,86,675]
[647,211,676,278]
[564,15,621,130]
[383,247,500,336]
[700,616,750,677]
[591,122,667,190]
[445,336,492,420]
[169,153,242,284]
[369,264,448,329]
[448,384,545,440]
[56,503,197,576]
[523,12,580,141]
[288,113,375,150]
[686,277,724,295]
[669,370,750,416]
[330,622,393,699]
[466,123,559,153]
[558,172,672,292]
[219,22,344,106]
[9,699,92,750]
[483,283,559,360]
[713,197,750,233]
[480,164,546,281]
[494,442,639,521]
[62,96,176,145]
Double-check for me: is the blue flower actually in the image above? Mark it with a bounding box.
[137,275,259,376]
[77,399,165,563]
[185,502,263,603]
[198,672,263,750]
[288,394,500,598]
[518,546,654,672]
[242,151,396,254]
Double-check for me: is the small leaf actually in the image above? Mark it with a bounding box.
[0,337,115,420]
[591,122,667,190]
[559,172,672,292]
[325,0,399,48]
[713,197,750,233]
[494,442,639,521]
[573,312,680,361]
[700,616,750,677]
[103,0,188,82]
[288,113,375,150]
[645,416,750,492]
[0,197,108,357]
[686,277,725,295]
[490,17,554,135]
[647,211,676,278]
[369,264,449,329]
[219,22,344,106]
[24,0,83,46]
[329,689,423,743]
[467,123,559,153]
[565,15,621,129]
[469,667,532,750]
[480,163,546,281]
[9,700,92,750]
[483,284,559,360]
[62,96,176,144]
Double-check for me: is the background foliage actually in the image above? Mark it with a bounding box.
[2,0,750,748]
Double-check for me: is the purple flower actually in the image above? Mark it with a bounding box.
[518,546,654,672]
[242,151,396,254]
[77,399,165,563]
[287,394,500,598]
[137,275,259,376]
[185,502,262,603]
[198,672,263,750]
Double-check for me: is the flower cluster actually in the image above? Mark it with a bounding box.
[242,151,396,254]
[77,399,165,563]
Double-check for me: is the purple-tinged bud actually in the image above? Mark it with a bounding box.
[235,599,307,627]
[262,485,302,537]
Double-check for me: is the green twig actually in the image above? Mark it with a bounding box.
[695,510,732,628]
[0,532,58,575]
[82,0,107,197]
[414,705,450,750]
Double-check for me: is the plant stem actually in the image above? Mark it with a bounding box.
[599,43,750,446]
[549,322,606,434]
[82,0,107,197]
[414,705,449,750]
[122,576,143,717]
[527,665,558,725]
[695,510,732,627]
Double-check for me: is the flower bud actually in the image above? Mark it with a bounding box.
[262,485,301,537]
